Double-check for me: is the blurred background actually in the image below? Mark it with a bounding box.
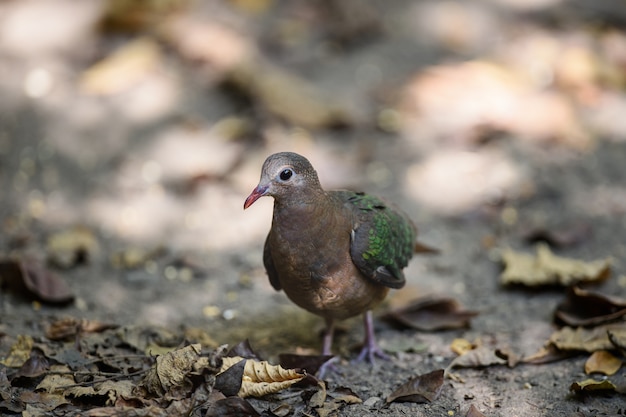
[1,0,625,338]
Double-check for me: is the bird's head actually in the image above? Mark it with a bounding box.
[244,152,322,209]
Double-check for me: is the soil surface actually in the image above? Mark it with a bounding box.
[1,1,626,416]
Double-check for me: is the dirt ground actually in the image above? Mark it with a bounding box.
[1,1,626,416]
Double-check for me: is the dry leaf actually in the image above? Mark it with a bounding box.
[0,258,74,304]
[555,285,626,326]
[80,38,161,95]
[46,226,99,268]
[206,396,260,417]
[36,364,75,393]
[110,246,164,270]
[521,222,592,248]
[386,369,444,404]
[522,344,576,365]
[16,349,49,378]
[549,323,626,352]
[46,318,118,341]
[101,0,188,32]
[570,378,622,394]
[584,351,623,375]
[279,353,335,376]
[383,296,478,331]
[226,59,350,128]
[219,356,306,398]
[0,335,34,367]
[500,244,611,286]
[447,346,506,370]
[466,404,487,417]
[450,338,475,356]
[140,344,216,396]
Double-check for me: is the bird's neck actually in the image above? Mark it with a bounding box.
[272,191,339,235]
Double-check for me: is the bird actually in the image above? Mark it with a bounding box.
[244,152,432,365]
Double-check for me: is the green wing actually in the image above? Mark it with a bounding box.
[336,191,416,289]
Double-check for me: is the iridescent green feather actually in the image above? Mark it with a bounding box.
[333,191,416,289]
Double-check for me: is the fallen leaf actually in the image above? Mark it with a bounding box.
[447,346,507,370]
[0,335,34,367]
[549,323,626,352]
[570,378,622,394]
[584,351,623,375]
[500,244,611,286]
[450,338,475,356]
[16,349,49,378]
[522,344,576,365]
[219,356,306,398]
[386,369,444,404]
[46,318,118,341]
[110,246,164,270]
[46,226,99,268]
[278,353,335,376]
[383,296,478,331]
[226,339,262,361]
[101,0,188,32]
[140,344,218,396]
[555,285,626,326]
[206,396,260,417]
[0,258,74,304]
[521,222,592,248]
[80,38,162,95]
[466,404,487,417]
[226,59,351,128]
[214,358,245,397]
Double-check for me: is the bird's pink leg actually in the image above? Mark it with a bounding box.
[356,310,389,363]
[317,318,339,378]
[322,317,335,355]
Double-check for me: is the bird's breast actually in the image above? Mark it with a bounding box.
[269,210,388,320]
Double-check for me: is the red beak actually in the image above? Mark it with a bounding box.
[244,184,269,209]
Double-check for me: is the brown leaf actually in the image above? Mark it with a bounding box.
[140,344,215,396]
[386,369,444,404]
[278,353,335,376]
[46,226,99,268]
[584,351,623,375]
[214,358,245,397]
[0,258,73,304]
[383,296,478,331]
[79,38,162,96]
[46,318,118,341]
[0,335,34,367]
[521,222,592,248]
[447,346,507,370]
[226,59,351,128]
[570,378,621,394]
[219,357,306,398]
[450,338,475,356]
[500,244,611,286]
[522,344,576,365]
[16,349,49,378]
[206,397,260,417]
[550,323,626,352]
[226,339,262,360]
[555,285,626,326]
[466,404,487,417]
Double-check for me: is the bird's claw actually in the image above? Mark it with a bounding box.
[316,356,340,379]
[355,344,390,364]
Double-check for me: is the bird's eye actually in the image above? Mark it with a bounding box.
[279,169,293,181]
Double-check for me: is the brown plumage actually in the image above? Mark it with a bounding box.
[244,152,431,365]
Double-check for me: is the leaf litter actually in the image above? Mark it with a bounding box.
[0,324,368,416]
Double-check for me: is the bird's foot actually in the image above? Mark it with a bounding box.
[316,356,340,379]
[354,343,390,364]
